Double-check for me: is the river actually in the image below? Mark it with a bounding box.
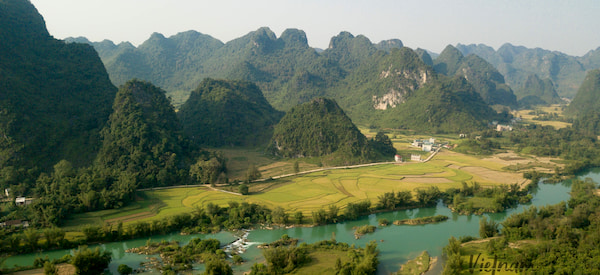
[4,168,599,274]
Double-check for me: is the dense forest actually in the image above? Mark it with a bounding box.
[381,76,504,133]
[0,0,116,173]
[433,45,517,107]
[80,29,600,108]
[178,78,283,147]
[518,74,562,107]
[95,80,191,188]
[565,69,600,117]
[270,98,396,165]
[1,79,228,227]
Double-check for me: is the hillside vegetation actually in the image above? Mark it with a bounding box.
[433,45,517,107]
[270,98,395,165]
[0,0,116,174]
[96,80,190,188]
[457,43,595,98]
[178,78,283,147]
[518,74,562,107]
[565,69,600,117]
[382,76,501,133]
[72,29,517,132]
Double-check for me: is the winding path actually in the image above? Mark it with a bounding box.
[138,149,441,195]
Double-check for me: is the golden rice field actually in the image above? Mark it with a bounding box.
[65,149,529,229]
[514,104,571,129]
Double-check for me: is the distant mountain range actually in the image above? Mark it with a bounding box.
[456,43,600,99]
[66,28,526,130]
[68,31,600,106]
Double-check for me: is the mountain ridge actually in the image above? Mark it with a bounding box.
[1,0,117,172]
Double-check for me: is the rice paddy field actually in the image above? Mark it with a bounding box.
[514,104,571,129]
[63,147,533,230]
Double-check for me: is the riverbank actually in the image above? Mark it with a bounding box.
[2,178,580,274]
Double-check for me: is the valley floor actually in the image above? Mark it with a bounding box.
[61,148,560,232]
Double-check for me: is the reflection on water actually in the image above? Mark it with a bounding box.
[5,168,599,274]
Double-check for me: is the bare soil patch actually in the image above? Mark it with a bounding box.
[460,166,525,186]
[481,151,563,172]
[481,152,533,166]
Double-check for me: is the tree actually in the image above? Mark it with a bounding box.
[371,131,397,156]
[23,228,40,251]
[443,236,463,275]
[203,255,233,275]
[246,164,262,182]
[43,227,65,248]
[312,208,327,225]
[239,184,249,195]
[118,264,133,275]
[327,205,339,222]
[272,206,288,224]
[43,261,58,275]
[53,160,75,178]
[479,216,499,238]
[71,246,112,275]
[293,161,300,173]
[294,211,303,224]
[416,186,441,206]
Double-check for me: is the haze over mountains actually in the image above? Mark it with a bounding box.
[68,28,600,119]
[456,43,600,99]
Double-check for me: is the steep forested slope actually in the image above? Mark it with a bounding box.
[382,76,499,133]
[0,0,116,174]
[434,45,517,107]
[96,80,188,188]
[178,78,283,147]
[518,74,562,107]
[271,98,378,165]
[565,69,600,117]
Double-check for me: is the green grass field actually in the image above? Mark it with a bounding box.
[292,249,350,274]
[398,251,431,275]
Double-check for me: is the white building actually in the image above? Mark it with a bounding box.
[496,124,513,131]
[15,197,33,206]
[411,154,422,161]
[394,155,402,162]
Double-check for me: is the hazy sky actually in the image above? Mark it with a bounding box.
[30,0,600,56]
